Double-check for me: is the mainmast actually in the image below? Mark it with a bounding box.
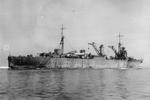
[60,24,64,55]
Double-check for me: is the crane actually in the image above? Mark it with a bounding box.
[88,42,101,56]
[108,46,117,55]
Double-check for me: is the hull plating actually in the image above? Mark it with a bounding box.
[8,57,141,70]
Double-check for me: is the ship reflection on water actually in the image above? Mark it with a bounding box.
[0,68,150,100]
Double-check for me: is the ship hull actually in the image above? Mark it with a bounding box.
[8,56,142,70]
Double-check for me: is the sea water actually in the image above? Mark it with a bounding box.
[0,68,150,100]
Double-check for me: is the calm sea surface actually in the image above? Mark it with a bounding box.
[0,68,150,100]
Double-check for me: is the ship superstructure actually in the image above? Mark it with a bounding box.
[8,25,143,69]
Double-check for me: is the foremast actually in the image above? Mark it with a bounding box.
[60,24,64,55]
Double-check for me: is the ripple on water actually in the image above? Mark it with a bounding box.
[0,68,150,100]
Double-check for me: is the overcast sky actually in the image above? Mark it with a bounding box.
[0,0,150,66]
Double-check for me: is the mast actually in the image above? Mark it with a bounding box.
[118,32,122,53]
[60,24,64,55]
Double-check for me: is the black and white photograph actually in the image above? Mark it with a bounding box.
[0,0,150,100]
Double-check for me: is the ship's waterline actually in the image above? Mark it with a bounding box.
[8,57,142,70]
[8,25,143,69]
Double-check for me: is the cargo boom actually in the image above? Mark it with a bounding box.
[8,25,143,69]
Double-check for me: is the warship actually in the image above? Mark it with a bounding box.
[8,25,143,70]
